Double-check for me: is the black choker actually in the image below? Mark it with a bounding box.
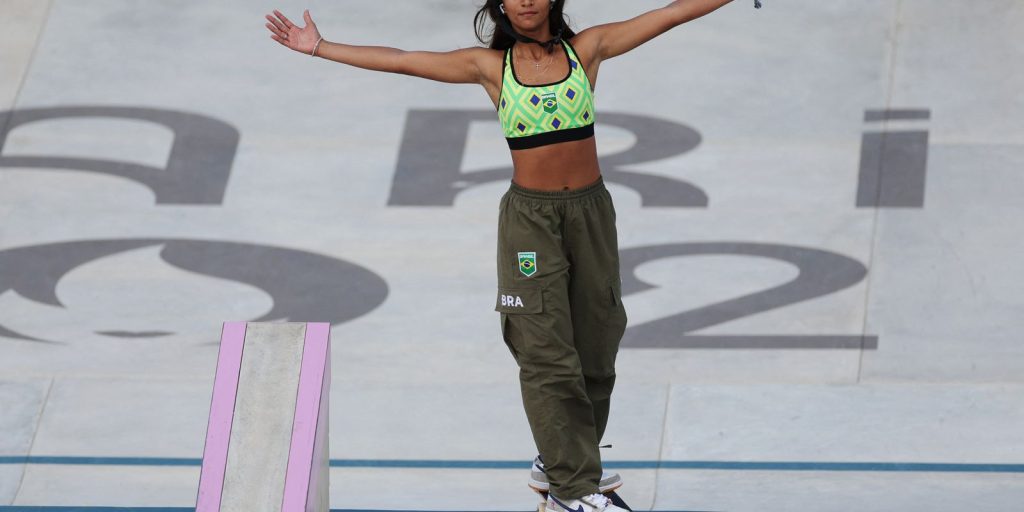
[496,14,564,53]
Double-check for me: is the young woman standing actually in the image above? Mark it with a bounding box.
[265,2,738,511]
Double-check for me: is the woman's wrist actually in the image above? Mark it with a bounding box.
[311,36,325,57]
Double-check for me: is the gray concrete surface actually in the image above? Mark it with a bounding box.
[1,0,1022,510]
[221,323,306,511]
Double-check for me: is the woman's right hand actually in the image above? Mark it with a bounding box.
[265,9,323,55]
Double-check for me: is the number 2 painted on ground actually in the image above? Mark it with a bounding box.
[619,242,876,350]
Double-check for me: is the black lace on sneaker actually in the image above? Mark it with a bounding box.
[535,454,548,474]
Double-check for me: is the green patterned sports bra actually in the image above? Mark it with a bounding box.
[497,39,595,150]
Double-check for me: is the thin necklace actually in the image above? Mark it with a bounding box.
[516,45,554,82]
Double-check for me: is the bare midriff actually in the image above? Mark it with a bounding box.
[510,136,601,191]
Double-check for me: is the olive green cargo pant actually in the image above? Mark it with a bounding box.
[494,177,627,500]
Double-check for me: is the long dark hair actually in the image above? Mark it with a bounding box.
[474,0,575,53]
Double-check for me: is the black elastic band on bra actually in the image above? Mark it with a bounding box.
[506,124,594,150]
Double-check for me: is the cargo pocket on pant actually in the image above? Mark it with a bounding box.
[602,278,628,336]
[495,287,543,362]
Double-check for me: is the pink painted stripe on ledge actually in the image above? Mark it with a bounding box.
[306,340,331,511]
[281,322,331,511]
[195,321,247,512]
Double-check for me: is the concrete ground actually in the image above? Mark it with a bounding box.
[1,0,1022,511]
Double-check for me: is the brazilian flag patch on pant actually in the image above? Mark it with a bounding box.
[518,252,537,277]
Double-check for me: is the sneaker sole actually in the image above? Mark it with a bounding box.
[543,497,629,512]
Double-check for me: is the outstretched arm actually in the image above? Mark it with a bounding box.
[316,43,490,85]
[576,0,736,63]
[265,9,491,85]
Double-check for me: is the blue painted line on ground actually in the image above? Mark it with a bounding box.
[0,509,192,512]
[650,461,1024,472]
[0,456,1021,473]
[0,509,715,512]
[0,456,201,467]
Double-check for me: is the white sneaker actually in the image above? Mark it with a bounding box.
[529,455,623,493]
[546,493,628,512]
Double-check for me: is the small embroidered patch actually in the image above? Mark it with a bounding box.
[518,252,537,277]
[541,92,558,114]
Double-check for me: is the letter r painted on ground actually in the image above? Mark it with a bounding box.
[387,109,707,207]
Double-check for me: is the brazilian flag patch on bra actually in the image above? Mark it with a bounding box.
[541,92,558,114]
[518,252,537,277]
